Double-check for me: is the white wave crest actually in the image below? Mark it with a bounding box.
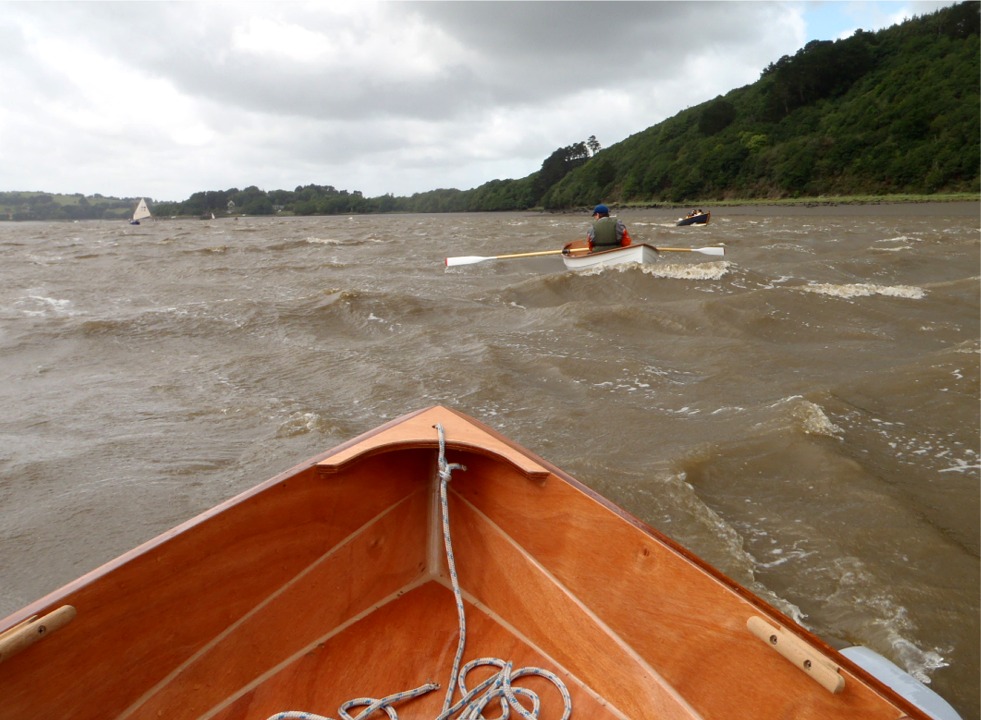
[871,244,913,252]
[892,637,952,684]
[276,411,336,438]
[794,400,843,437]
[800,283,926,299]
[641,260,730,280]
[828,557,951,684]
[16,294,75,317]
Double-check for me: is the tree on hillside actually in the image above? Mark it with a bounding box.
[762,35,874,119]
[699,98,737,135]
[532,140,595,201]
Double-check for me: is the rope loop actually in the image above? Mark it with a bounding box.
[436,422,467,482]
[267,424,572,720]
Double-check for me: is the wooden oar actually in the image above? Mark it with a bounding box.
[445,243,725,266]
[445,247,588,267]
[656,246,725,256]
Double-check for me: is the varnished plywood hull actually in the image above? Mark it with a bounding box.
[0,407,929,719]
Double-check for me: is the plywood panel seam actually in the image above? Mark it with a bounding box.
[194,575,435,720]
[435,491,703,720]
[117,490,428,720]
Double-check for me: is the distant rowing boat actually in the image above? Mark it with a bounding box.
[677,210,710,226]
[0,405,960,720]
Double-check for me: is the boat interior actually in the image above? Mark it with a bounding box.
[0,407,927,719]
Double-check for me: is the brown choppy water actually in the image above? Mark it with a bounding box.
[0,204,977,717]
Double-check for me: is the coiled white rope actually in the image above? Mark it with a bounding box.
[267,423,572,720]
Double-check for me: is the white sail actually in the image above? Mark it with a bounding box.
[132,198,152,222]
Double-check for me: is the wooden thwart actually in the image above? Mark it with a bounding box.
[0,605,76,664]
[747,616,845,694]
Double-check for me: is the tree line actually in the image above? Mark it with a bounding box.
[2,2,977,221]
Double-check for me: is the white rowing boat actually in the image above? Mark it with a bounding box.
[560,240,725,270]
[445,243,724,270]
[561,241,660,270]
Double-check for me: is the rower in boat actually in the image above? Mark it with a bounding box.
[586,204,632,252]
[677,208,711,226]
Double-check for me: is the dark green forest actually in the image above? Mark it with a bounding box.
[3,2,978,221]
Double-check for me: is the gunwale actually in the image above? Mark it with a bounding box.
[0,406,930,719]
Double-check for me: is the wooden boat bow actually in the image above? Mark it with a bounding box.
[0,405,950,720]
[317,406,549,481]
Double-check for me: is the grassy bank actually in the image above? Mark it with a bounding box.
[619,193,979,210]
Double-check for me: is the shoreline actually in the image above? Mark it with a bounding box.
[536,194,980,217]
[541,197,980,219]
[622,192,979,209]
[3,194,978,222]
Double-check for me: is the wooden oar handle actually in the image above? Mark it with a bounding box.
[562,240,591,255]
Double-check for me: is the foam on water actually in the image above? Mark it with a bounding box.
[819,556,952,684]
[793,399,843,438]
[642,260,730,280]
[873,234,918,252]
[573,259,730,280]
[13,293,75,318]
[798,282,926,299]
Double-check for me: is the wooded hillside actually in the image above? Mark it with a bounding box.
[539,0,979,209]
[3,2,977,220]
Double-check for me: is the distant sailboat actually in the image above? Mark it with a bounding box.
[130,198,152,225]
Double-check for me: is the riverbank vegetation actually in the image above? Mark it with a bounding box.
[2,2,977,221]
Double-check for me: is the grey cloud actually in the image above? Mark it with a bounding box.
[0,1,815,199]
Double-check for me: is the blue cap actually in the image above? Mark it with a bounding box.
[593,204,609,215]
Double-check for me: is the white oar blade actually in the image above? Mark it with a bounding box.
[445,255,491,267]
[695,246,726,256]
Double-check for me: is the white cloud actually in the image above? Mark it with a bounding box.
[0,1,958,201]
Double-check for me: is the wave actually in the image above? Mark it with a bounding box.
[267,287,464,346]
[872,235,917,252]
[303,236,350,246]
[11,294,76,318]
[815,555,952,684]
[275,410,344,438]
[641,260,730,280]
[787,397,843,438]
[798,282,926,299]
[675,406,964,687]
[262,239,327,252]
[170,244,234,257]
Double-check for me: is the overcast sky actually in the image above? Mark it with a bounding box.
[1,1,958,202]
